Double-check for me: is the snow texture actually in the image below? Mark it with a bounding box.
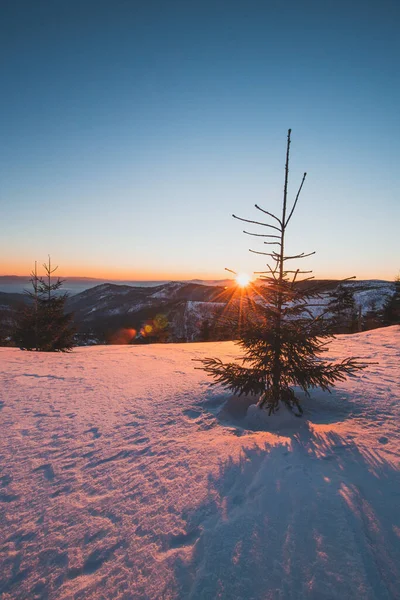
[0,327,399,599]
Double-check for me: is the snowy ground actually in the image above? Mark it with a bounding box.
[0,327,399,600]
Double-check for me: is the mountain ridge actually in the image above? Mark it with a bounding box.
[0,279,396,345]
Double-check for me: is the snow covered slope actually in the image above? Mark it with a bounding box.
[0,327,399,599]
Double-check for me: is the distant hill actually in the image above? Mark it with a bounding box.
[66,281,233,343]
[0,291,26,306]
[0,276,232,295]
[66,279,395,344]
[0,279,396,345]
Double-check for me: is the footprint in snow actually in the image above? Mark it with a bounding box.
[85,427,101,439]
[67,543,122,578]
[183,409,202,419]
[1,474,12,487]
[167,527,201,550]
[0,492,20,502]
[124,421,140,427]
[33,463,55,481]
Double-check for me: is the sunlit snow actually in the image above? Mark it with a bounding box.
[0,327,399,599]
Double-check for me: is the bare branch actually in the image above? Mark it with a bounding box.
[249,249,277,258]
[292,269,300,284]
[253,264,279,279]
[285,172,307,227]
[282,251,316,261]
[233,214,281,232]
[254,204,282,226]
[243,230,280,239]
[267,263,279,276]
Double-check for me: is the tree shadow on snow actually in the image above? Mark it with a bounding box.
[167,425,400,599]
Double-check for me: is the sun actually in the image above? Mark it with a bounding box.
[236,273,251,288]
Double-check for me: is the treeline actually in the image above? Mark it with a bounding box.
[326,281,400,333]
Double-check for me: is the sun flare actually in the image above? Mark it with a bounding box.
[236,273,251,288]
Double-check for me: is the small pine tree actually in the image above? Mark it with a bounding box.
[0,309,12,346]
[201,129,366,415]
[383,275,400,325]
[362,298,384,331]
[14,257,76,352]
[328,284,358,333]
[199,319,211,341]
[13,262,41,351]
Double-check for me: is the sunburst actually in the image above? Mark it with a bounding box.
[236,273,251,288]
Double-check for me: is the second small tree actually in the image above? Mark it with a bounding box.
[328,284,358,333]
[383,275,400,325]
[14,257,75,352]
[201,129,366,415]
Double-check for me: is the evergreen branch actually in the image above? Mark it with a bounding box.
[288,357,368,393]
[197,358,266,396]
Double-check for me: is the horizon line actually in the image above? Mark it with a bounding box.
[0,274,393,283]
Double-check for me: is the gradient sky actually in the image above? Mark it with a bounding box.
[1,0,399,281]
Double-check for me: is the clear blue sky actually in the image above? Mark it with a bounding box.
[1,0,399,281]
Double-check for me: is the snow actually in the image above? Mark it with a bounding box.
[337,281,394,314]
[246,403,303,429]
[0,327,399,599]
[150,282,186,299]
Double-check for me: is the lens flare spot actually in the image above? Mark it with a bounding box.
[109,328,136,344]
[154,314,168,329]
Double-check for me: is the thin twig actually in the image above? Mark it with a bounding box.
[282,251,316,261]
[254,204,282,225]
[233,214,281,232]
[243,230,280,238]
[249,249,277,258]
[285,172,307,227]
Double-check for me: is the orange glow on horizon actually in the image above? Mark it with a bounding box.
[0,260,394,283]
[0,260,232,281]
